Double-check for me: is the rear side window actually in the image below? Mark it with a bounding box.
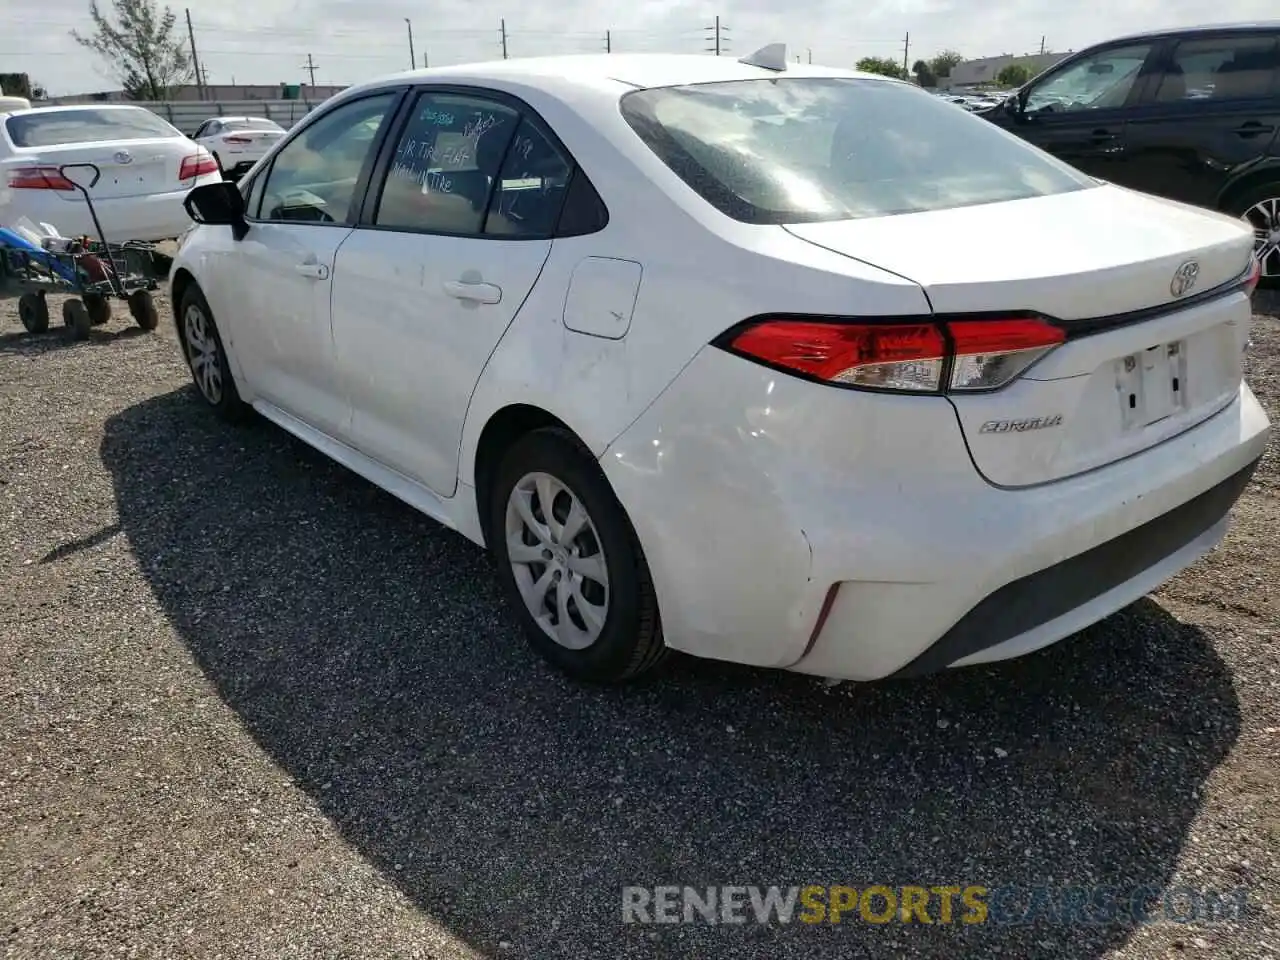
[620,77,1096,225]
[5,107,181,147]
[1154,36,1280,102]
[485,119,573,238]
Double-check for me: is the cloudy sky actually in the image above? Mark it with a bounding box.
[3,0,1278,96]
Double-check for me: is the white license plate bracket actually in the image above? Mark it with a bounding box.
[1118,340,1188,430]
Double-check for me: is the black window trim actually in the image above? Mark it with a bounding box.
[238,86,412,229]
[352,82,602,242]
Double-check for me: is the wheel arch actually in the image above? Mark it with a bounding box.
[170,267,197,334]
[1216,163,1280,213]
[471,403,580,549]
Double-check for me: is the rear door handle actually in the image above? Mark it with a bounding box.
[443,279,502,304]
[1233,121,1274,137]
[294,262,329,280]
[1089,128,1119,143]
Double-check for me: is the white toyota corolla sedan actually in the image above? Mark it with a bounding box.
[169,48,1270,684]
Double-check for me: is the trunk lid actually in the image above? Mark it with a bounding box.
[219,129,283,150]
[785,185,1257,487]
[15,137,195,201]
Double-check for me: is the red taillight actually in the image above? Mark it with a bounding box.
[8,166,75,190]
[722,315,1065,394]
[222,135,252,144]
[179,152,219,180]
[1243,255,1261,296]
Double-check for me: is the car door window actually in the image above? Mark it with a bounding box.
[193,120,213,138]
[374,91,520,235]
[258,92,396,224]
[1025,44,1154,114]
[484,119,573,238]
[1154,36,1280,102]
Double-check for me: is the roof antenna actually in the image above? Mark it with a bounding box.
[739,43,788,72]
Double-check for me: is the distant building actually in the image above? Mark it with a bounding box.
[48,83,346,105]
[942,52,1070,90]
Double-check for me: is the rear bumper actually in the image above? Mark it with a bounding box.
[8,177,216,242]
[888,456,1259,677]
[601,346,1271,681]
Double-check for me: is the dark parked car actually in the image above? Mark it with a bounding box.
[981,22,1280,281]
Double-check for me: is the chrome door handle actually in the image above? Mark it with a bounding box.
[294,262,329,280]
[443,279,502,304]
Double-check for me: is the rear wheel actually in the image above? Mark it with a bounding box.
[1224,183,1280,287]
[490,428,667,683]
[178,284,248,422]
[62,299,91,340]
[17,292,48,334]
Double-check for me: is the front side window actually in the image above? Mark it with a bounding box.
[1154,36,1280,102]
[258,93,396,224]
[1023,44,1154,114]
[621,77,1096,225]
[374,92,519,235]
[5,107,182,147]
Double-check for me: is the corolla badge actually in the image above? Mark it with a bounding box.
[1170,259,1200,298]
[113,150,133,164]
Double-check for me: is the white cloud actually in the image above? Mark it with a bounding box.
[3,0,1278,95]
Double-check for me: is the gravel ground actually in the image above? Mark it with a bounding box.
[0,284,1277,960]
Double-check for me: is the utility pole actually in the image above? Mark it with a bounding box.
[807,48,812,64]
[705,16,729,56]
[185,8,205,100]
[605,29,611,53]
[423,51,429,68]
[1040,35,1046,55]
[500,18,508,59]
[405,19,415,70]
[303,54,317,86]
[902,31,910,78]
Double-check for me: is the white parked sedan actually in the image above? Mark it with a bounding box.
[169,48,1270,684]
[0,104,221,242]
[191,116,285,179]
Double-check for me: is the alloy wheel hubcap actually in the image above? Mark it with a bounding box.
[184,304,223,404]
[505,472,610,650]
[1243,197,1280,279]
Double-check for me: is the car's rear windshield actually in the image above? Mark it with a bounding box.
[5,107,181,147]
[619,77,1097,224]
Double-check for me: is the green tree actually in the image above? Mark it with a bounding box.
[856,56,906,79]
[929,50,964,79]
[71,0,194,101]
[996,63,1032,88]
[911,59,937,88]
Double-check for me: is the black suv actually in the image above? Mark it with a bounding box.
[981,22,1280,281]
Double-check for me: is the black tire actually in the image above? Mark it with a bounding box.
[128,290,159,331]
[62,299,91,340]
[490,427,667,683]
[17,292,48,334]
[1222,181,1280,288]
[84,292,112,326]
[177,283,248,422]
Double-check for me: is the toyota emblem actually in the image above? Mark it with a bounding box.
[1170,259,1200,298]
[113,150,133,164]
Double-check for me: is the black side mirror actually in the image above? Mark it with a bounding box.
[184,181,249,241]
